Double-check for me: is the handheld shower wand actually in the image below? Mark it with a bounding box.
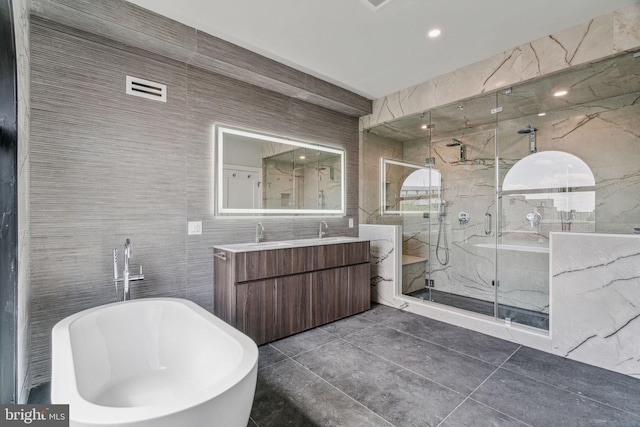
[436,200,450,265]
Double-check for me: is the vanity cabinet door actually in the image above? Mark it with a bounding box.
[349,263,371,314]
[312,266,351,325]
[313,264,371,326]
[274,273,313,339]
[236,280,277,344]
[236,273,313,345]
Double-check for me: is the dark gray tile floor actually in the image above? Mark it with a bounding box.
[27,303,640,426]
[251,304,640,427]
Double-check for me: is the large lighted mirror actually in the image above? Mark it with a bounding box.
[382,159,441,215]
[216,126,345,215]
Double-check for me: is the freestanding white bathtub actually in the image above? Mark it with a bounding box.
[51,298,258,427]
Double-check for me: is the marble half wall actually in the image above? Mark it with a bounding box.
[359,224,403,308]
[551,232,640,378]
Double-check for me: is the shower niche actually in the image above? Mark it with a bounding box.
[362,51,640,331]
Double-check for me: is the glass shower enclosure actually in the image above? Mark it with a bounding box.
[362,52,640,331]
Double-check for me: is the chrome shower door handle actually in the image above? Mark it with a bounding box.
[485,213,492,235]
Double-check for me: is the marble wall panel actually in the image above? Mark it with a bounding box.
[498,92,640,235]
[15,0,30,404]
[551,233,640,378]
[359,225,401,307]
[367,4,640,129]
[613,5,640,52]
[263,159,294,209]
[497,250,549,313]
[402,261,425,295]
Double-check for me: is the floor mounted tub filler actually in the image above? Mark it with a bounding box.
[51,298,258,427]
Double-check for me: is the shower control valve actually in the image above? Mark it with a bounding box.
[526,210,542,227]
[458,212,471,225]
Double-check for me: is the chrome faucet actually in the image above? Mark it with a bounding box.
[113,238,144,301]
[319,221,328,239]
[255,222,264,243]
[123,239,132,300]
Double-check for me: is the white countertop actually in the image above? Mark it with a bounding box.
[214,236,367,253]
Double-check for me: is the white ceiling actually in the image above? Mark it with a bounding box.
[125,0,639,100]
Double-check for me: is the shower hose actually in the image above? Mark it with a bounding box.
[436,215,449,265]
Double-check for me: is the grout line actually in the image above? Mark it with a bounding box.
[287,353,396,427]
[257,341,395,425]
[336,335,466,397]
[257,344,290,371]
[277,308,392,359]
[437,344,524,427]
[320,319,379,341]
[498,363,640,419]
[376,321,509,368]
[463,398,535,427]
[271,331,342,360]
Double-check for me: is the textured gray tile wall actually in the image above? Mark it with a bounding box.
[30,18,360,385]
[30,0,371,116]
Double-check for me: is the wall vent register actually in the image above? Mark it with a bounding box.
[126,75,167,102]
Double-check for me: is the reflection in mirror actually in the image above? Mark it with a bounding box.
[382,159,441,215]
[216,126,345,215]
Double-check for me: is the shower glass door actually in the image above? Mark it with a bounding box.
[425,95,499,317]
[496,89,551,330]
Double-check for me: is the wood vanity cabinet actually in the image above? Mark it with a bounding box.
[213,241,370,345]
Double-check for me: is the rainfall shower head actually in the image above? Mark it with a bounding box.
[518,125,537,134]
[518,125,538,153]
[447,138,464,146]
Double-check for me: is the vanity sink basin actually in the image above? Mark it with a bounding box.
[215,236,363,252]
[245,241,294,248]
[315,236,355,242]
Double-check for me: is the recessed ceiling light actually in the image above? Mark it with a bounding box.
[299,155,306,160]
[554,90,568,97]
[421,124,428,130]
[538,112,546,117]
[428,29,441,38]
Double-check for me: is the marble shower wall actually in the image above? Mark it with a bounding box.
[361,92,640,315]
[305,156,342,210]
[497,92,640,236]
[263,158,295,209]
[361,3,640,130]
[551,233,640,378]
[14,0,31,404]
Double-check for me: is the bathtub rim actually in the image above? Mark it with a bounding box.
[51,297,258,424]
